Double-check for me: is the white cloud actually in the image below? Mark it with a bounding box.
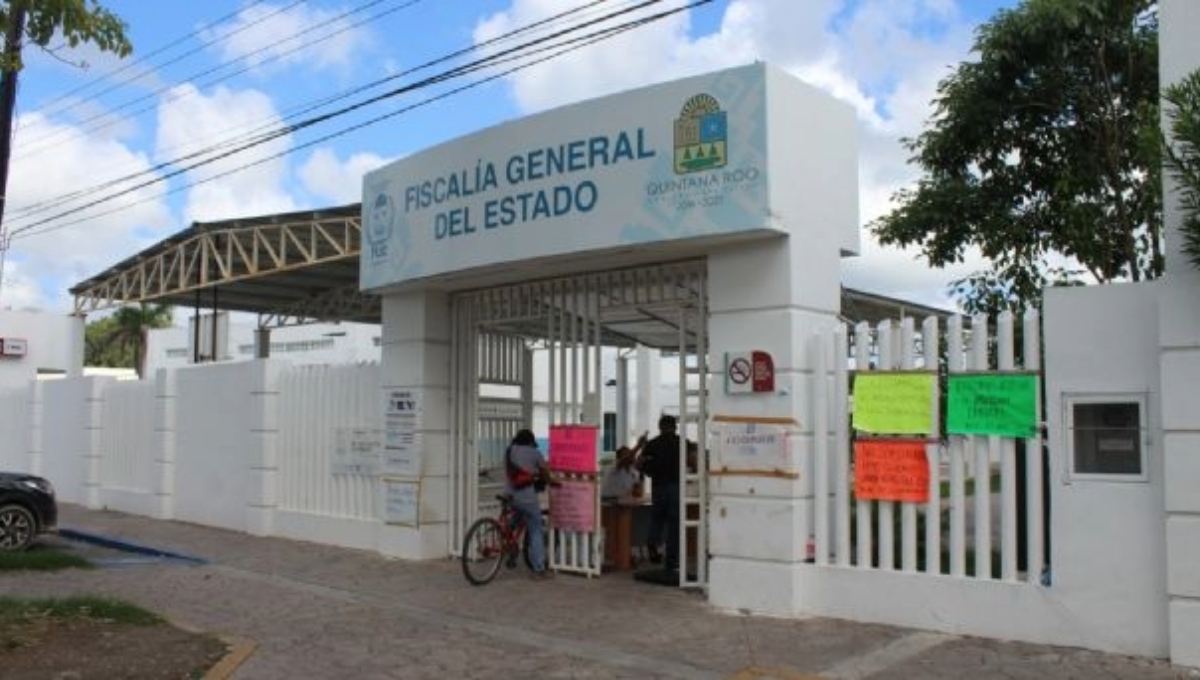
[202,2,372,75]
[155,83,297,222]
[299,148,392,204]
[1,112,171,313]
[476,0,994,307]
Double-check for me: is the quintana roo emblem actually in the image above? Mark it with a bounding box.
[673,93,727,175]
[366,191,397,261]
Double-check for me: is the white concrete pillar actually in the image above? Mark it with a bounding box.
[245,360,283,536]
[377,290,452,560]
[153,368,176,520]
[703,65,857,616]
[706,234,844,616]
[27,381,43,476]
[82,377,106,509]
[1159,0,1200,668]
[66,315,85,378]
[635,345,659,436]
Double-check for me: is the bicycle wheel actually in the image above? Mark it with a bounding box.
[461,518,507,586]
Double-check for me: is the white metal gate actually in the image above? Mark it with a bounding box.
[449,260,708,586]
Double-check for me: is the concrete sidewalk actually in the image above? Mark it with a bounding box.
[1,504,1192,680]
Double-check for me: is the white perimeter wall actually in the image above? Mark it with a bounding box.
[174,361,278,534]
[1044,282,1168,656]
[3,358,386,542]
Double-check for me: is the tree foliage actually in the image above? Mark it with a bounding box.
[870,0,1161,315]
[0,0,131,72]
[84,304,173,378]
[1163,69,1200,273]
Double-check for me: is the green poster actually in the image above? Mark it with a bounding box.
[946,373,1038,437]
[852,373,935,435]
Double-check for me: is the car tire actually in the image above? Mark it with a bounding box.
[0,504,36,552]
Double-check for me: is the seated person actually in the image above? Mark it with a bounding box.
[601,435,646,500]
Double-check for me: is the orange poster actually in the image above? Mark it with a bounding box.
[853,439,930,503]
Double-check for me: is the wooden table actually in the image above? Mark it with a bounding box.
[601,500,650,571]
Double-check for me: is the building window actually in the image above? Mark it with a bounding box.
[1066,395,1147,481]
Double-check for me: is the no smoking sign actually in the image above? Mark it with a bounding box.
[724,350,775,395]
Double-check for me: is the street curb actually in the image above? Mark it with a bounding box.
[57,527,207,565]
[203,634,258,680]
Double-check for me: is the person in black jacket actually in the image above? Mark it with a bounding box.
[638,414,681,570]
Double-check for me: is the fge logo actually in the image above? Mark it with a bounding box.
[366,192,395,260]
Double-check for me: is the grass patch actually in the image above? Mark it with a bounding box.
[0,596,164,653]
[0,596,163,626]
[0,548,92,572]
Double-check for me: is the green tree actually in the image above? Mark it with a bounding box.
[870,0,1161,314]
[84,303,173,378]
[0,1,131,299]
[1163,69,1200,273]
[0,0,131,71]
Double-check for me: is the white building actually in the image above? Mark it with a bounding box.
[0,310,83,389]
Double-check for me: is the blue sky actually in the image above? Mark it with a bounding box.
[1,0,1018,314]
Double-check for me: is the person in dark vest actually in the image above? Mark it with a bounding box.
[638,414,681,570]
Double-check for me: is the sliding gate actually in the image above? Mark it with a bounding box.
[448,260,708,587]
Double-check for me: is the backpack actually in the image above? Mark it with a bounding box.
[505,446,541,490]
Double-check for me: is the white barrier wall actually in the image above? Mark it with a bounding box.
[276,362,383,551]
[173,360,283,535]
[39,377,103,507]
[98,380,158,517]
[0,386,31,472]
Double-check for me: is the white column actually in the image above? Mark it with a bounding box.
[153,368,177,520]
[704,68,857,616]
[66,315,85,378]
[635,345,659,435]
[378,290,452,560]
[1160,0,1200,668]
[82,377,106,509]
[706,235,844,616]
[245,360,282,536]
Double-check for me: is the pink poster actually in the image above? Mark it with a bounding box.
[548,424,599,473]
[549,480,596,532]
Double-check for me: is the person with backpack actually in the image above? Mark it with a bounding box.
[505,428,554,580]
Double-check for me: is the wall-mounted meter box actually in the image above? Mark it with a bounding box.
[0,337,28,357]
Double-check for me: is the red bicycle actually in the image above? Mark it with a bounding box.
[461,494,536,585]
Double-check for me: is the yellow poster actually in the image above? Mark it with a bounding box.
[852,372,936,435]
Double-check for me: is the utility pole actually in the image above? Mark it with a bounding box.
[0,1,27,306]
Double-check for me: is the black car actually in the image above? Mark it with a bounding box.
[0,472,57,551]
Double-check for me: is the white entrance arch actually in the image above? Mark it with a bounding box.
[366,61,860,603]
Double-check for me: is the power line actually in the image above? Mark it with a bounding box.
[7,0,629,226]
[27,0,272,119]
[12,0,413,165]
[8,0,431,220]
[10,0,712,241]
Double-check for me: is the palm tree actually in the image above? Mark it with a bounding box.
[89,303,174,378]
